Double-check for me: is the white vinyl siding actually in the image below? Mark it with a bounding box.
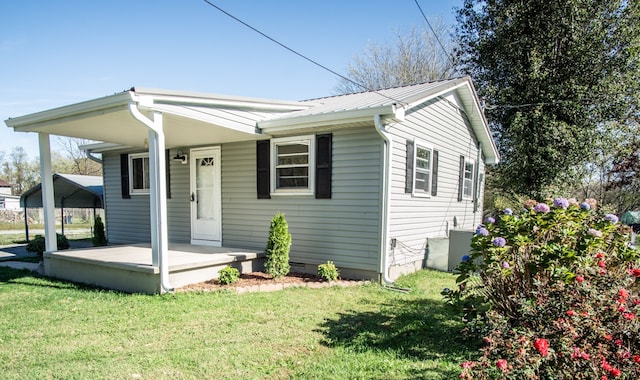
[223,127,381,272]
[387,94,485,267]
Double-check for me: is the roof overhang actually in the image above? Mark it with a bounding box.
[5,88,311,148]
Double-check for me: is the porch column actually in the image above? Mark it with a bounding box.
[147,112,170,287]
[38,133,57,252]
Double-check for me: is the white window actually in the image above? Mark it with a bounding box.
[129,153,150,194]
[270,135,315,195]
[463,160,475,199]
[413,142,433,196]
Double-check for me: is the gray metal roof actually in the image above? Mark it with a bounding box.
[21,174,103,209]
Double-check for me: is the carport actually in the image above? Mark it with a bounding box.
[20,174,103,240]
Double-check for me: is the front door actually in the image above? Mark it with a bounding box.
[190,147,221,246]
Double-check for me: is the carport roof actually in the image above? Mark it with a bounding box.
[21,174,103,209]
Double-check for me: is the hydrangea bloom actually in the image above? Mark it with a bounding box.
[476,226,489,236]
[461,255,471,262]
[485,216,496,224]
[568,198,579,207]
[534,203,551,213]
[553,197,569,209]
[605,214,619,224]
[588,228,603,238]
[493,237,507,247]
[504,208,513,215]
[580,202,591,210]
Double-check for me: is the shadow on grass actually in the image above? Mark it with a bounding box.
[316,296,481,378]
[0,266,114,293]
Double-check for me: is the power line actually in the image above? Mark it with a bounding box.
[200,0,406,104]
[413,0,457,70]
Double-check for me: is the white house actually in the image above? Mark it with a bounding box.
[5,76,499,293]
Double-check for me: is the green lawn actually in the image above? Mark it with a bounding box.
[0,268,478,379]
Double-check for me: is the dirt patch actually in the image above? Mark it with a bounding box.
[179,272,364,294]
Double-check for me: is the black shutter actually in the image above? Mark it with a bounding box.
[256,140,271,199]
[165,149,172,199]
[431,150,439,196]
[315,133,332,199]
[120,154,131,199]
[405,140,414,193]
[457,155,465,202]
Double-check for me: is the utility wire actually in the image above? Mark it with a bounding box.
[201,0,406,105]
[413,0,457,70]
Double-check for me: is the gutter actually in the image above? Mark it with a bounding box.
[85,150,103,165]
[128,100,174,293]
[373,114,394,285]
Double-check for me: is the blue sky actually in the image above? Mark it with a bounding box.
[1,0,461,158]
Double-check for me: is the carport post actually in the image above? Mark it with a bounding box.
[38,133,57,253]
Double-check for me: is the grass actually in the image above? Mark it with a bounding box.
[0,225,92,245]
[0,268,478,379]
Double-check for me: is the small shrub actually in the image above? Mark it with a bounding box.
[264,212,291,278]
[318,261,339,281]
[92,215,108,247]
[217,266,240,285]
[451,198,640,379]
[26,234,70,257]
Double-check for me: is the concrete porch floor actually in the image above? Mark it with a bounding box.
[43,243,265,294]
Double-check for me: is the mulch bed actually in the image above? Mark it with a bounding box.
[178,271,364,294]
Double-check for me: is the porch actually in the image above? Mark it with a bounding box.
[43,243,265,294]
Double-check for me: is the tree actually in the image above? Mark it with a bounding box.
[55,137,102,176]
[334,22,457,94]
[0,147,39,195]
[456,0,640,199]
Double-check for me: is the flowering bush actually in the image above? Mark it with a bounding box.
[449,198,640,379]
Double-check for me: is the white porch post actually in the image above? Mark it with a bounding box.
[147,112,171,291]
[38,133,57,253]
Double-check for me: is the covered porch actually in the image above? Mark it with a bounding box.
[44,243,265,294]
[5,88,308,293]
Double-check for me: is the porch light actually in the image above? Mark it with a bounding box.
[173,150,188,164]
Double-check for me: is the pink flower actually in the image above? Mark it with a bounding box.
[496,359,508,372]
[461,361,475,369]
[596,252,605,259]
[615,339,623,347]
[534,338,550,357]
[623,313,635,320]
[576,275,585,283]
[567,310,577,317]
[611,368,621,377]
[605,334,613,340]
[633,355,640,363]
[598,260,607,268]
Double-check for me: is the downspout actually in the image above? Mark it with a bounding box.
[373,114,394,285]
[129,101,174,293]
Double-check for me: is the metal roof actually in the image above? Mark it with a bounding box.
[21,174,103,209]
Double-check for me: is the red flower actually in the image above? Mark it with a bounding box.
[582,352,590,360]
[611,368,621,377]
[623,313,635,320]
[628,268,640,277]
[605,334,613,341]
[534,338,550,357]
[567,310,577,317]
[598,260,606,268]
[615,339,623,347]
[602,360,613,371]
[496,359,508,372]
[576,275,585,283]
[633,355,640,363]
[596,252,604,259]
[619,288,629,299]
